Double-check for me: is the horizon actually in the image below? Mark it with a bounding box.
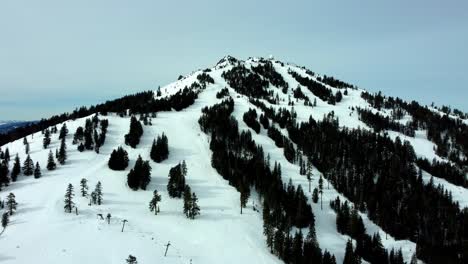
[1,0,467,120]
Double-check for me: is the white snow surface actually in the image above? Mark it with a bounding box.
[0,56,465,263]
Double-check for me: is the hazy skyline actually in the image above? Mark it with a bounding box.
[1,0,467,120]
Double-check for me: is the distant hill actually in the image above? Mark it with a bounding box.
[0,121,37,134]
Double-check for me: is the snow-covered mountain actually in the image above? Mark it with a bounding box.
[0,56,466,264]
[0,121,36,135]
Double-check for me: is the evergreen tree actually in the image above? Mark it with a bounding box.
[150,133,169,163]
[73,126,84,144]
[322,251,337,264]
[263,201,274,252]
[23,155,34,176]
[1,212,9,231]
[318,175,324,210]
[124,116,143,148]
[189,192,200,219]
[59,123,68,140]
[3,148,9,162]
[43,129,51,148]
[292,231,304,264]
[90,191,97,205]
[95,181,103,205]
[47,150,57,170]
[183,185,192,217]
[126,255,137,264]
[127,156,151,191]
[148,190,161,215]
[240,185,250,214]
[6,193,17,215]
[108,147,129,170]
[77,143,85,152]
[25,142,30,154]
[343,239,361,264]
[34,162,41,179]
[0,160,9,188]
[312,188,319,203]
[167,162,186,198]
[274,229,285,257]
[80,178,88,197]
[11,155,20,182]
[58,137,67,164]
[64,184,74,213]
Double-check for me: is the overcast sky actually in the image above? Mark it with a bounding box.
[1,0,467,120]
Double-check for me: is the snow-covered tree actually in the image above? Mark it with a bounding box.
[148,190,161,215]
[95,181,103,205]
[64,184,74,213]
[80,178,88,197]
[23,155,34,176]
[6,193,17,215]
[189,192,200,219]
[47,150,57,171]
[34,162,41,179]
[183,185,191,217]
[126,255,137,264]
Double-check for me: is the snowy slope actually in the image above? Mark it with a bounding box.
[0,85,280,264]
[0,55,466,264]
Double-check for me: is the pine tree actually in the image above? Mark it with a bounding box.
[80,178,88,197]
[149,190,161,215]
[263,202,274,252]
[43,129,51,148]
[322,251,337,264]
[0,160,9,188]
[127,155,151,191]
[23,155,34,176]
[240,185,250,214]
[150,133,169,163]
[108,147,129,170]
[25,142,30,154]
[47,150,57,170]
[59,123,68,140]
[318,175,324,210]
[95,181,103,205]
[167,162,186,198]
[73,126,84,144]
[124,116,143,148]
[6,193,17,215]
[4,148,9,162]
[34,162,41,179]
[126,255,137,264]
[90,191,97,205]
[183,185,192,217]
[312,188,319,203]
[274,229,285,257]
[1,212,9,231]
[11,155,20,182]
[64,184,74,213]
[189,192,200,219]
[58,137,67,165]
